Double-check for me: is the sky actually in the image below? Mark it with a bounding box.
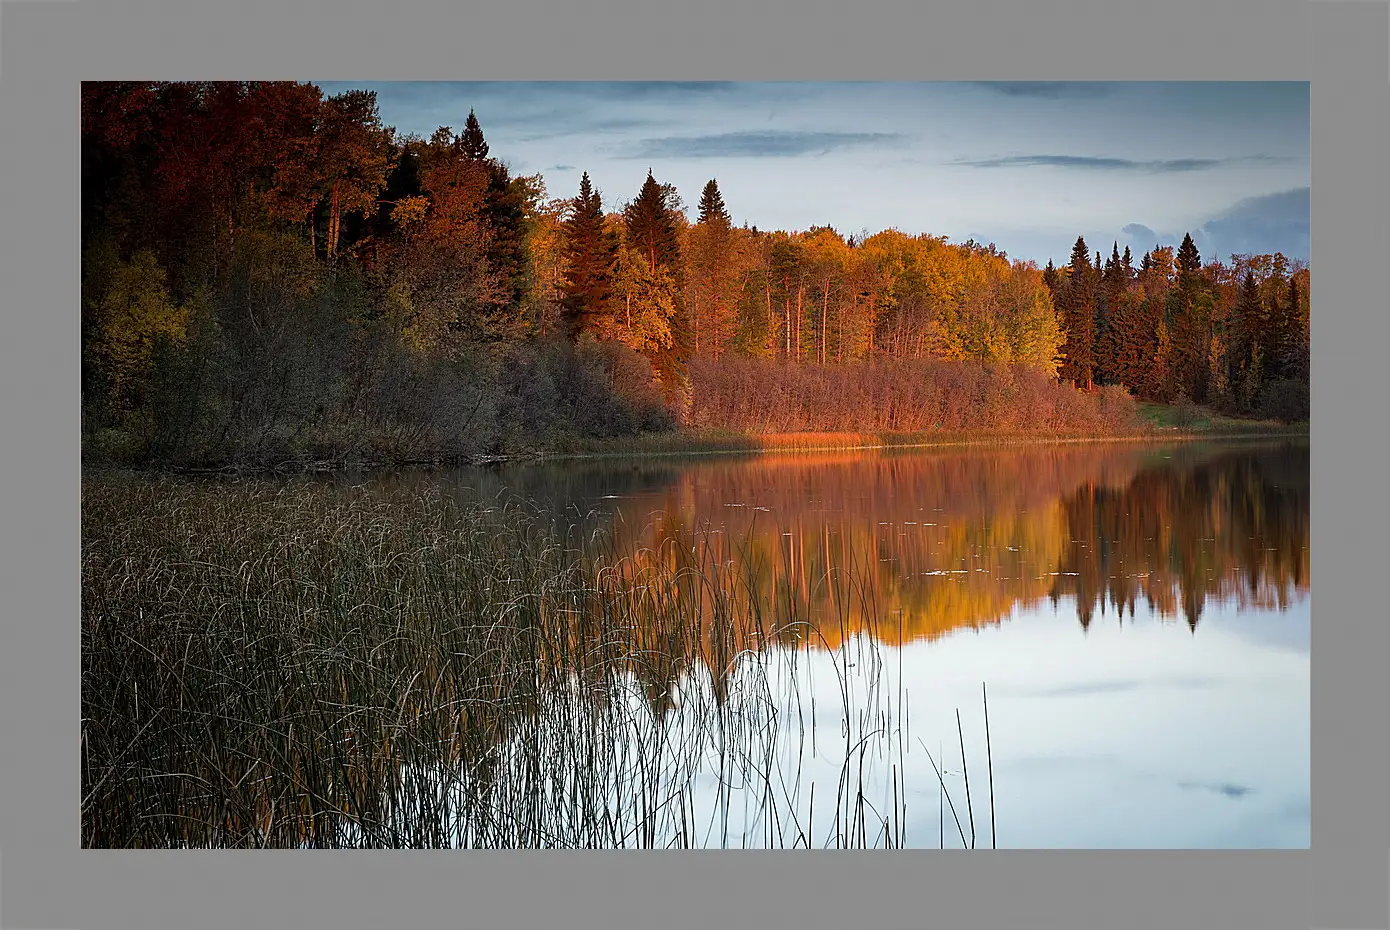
[314,81,1311,268]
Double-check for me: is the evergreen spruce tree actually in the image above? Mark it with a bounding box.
[482,162,530,316]
[1176,232,1201,283]
[688,179,737,357]
[1233,271,1265,398]
[1169,232,1208,400]
[624,169,682,274]
[1060,236,1097,390]
[697,178,730,227]
[1262,273,1291,382]
[456,111,528,317]
[623,170,687,403]
[559,172,617,338]
[1284,273,1309,382]
[459,108,489,160]
[1094,242,1125,383]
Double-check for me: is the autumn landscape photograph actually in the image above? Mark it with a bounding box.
[80,81,1310,849]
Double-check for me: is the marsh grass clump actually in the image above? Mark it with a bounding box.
[83,471,982,849]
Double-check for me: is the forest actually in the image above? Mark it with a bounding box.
[81,82,1311,468]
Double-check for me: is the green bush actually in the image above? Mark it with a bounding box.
[1257,379,1310,423]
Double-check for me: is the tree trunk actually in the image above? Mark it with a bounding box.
[784,292,791,360]
[821,287,829,364]
[328,183,341,261]
[795,284,804,362]
[764,281,773,356]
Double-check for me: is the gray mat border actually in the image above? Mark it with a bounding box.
[1,0,1383,928]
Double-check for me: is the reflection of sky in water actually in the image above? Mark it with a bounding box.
[373,443,1308,848]
[893,595,1310,848]
[399,594,1307,850]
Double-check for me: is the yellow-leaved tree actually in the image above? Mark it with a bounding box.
[605,244,677,356]
[86,249,188,417]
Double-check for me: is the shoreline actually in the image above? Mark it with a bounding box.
[81,422,1309,477]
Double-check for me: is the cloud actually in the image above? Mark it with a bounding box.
[969,81,1115,99]
[549,164,577,171]
[1118,188,1310,263]
[1121,223,1159,246]
[956,154,1281,173]
[622,130,908,159]
[1193,187,1310,260]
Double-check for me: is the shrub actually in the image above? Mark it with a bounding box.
[1257,379,1310,423]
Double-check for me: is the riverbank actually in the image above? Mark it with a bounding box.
[561,414,1305,462]
[81,403,1306,475]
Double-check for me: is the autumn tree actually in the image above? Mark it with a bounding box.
[801,227,853,364]
[372,126,503,349]
[522,192,572,337]
[685,179,740,357]
[608,240,678,355]
[312,91,396,262]
[83,248,188,419]
[623,170,688,398]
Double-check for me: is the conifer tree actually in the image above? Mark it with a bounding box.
[1169,233,1208,400]
[1176,232,1201,283]
[1283,273,1309,382]
[455,110,528,317]
[1262,271,1292,382]
[1094,242,1125,383]
[624,170,688,401]
[688,179,738,356]
[624,170,682,274]
[459,109,489,160]
[559,172,618,338]
[697,178,730,227]
[1233,271,1264,396]
[1059,237,1096,390]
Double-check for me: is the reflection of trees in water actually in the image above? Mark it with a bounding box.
[350,443,1308,843]
[597,443,1308,665]
[1048,444,1309,631]
[85,445,1307,846]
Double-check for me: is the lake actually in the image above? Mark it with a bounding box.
[81,439,1309,849]
[372,439,1311,848]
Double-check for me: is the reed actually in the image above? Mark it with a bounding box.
[82,471,995,849]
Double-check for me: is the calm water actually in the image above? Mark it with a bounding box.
[369,439,1309,849]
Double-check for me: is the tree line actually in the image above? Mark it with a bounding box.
[1044,234,1309,421]
[80,82,1310,467]
[551,442,1308,668]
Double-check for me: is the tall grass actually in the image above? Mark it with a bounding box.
[82,472,992,849]
[686,357,1142,435]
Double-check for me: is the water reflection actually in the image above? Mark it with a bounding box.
[344,440,1310,848]
[396,441,1308,649]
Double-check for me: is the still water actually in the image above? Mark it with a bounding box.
[380,439,1309,849]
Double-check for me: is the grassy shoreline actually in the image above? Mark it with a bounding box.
[82,474,925,848]
[82,404,1307,475]
[561,418,1306,462]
